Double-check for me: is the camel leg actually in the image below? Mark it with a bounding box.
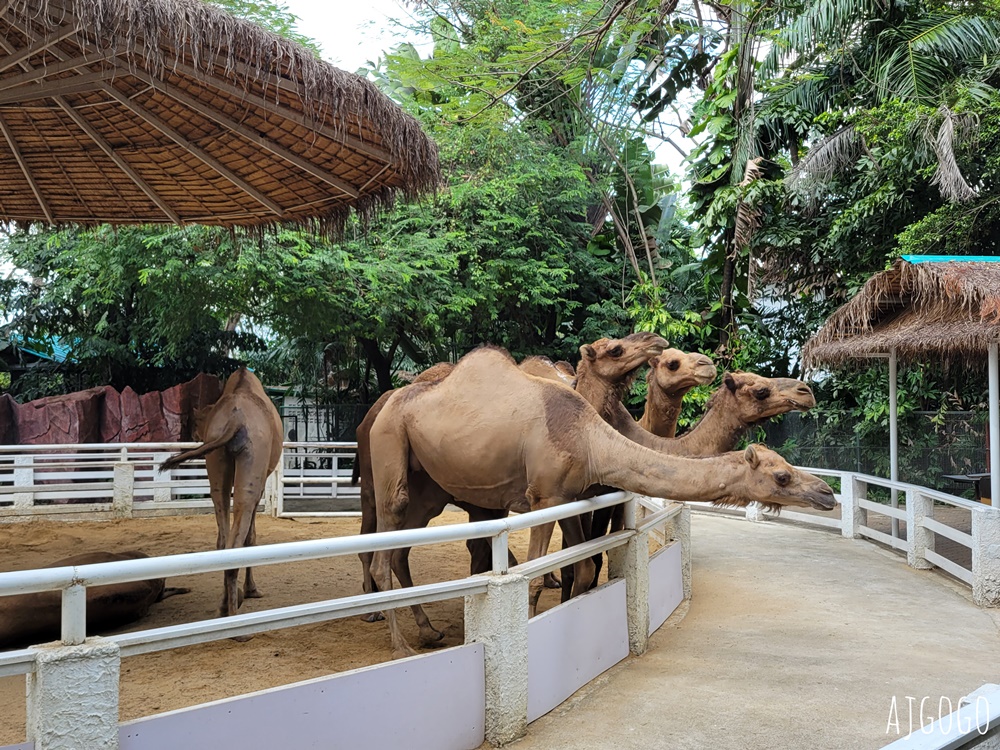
[388,475,451,644]
[561,511,593,603]
[205,451,234,616]
[357,482,384,623]
[559,515,596,600]
[222,457,266,620]
[586,506,615,593]
[370,428,420,660]
[526,518,561,617]
[243,511,262,599]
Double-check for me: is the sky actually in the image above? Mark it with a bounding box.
[281,0,428,73]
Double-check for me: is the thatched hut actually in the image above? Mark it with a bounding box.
[0,0,440,234]
[802,256,1000,507]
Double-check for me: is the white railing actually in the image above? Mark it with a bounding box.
[0,489,687,748]
[0,441,361,522]
[697,467,1000,607]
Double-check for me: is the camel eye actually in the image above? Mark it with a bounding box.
[754,387,771,400]
[667,359,680,371]
[608,346,624,358]
[775,471,791,487]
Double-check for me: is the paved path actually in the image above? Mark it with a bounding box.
[509,513,1000,750]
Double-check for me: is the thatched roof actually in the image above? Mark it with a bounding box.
[802,258,1000,368]
[0,0,440,235]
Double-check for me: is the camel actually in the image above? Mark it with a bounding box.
[160,368,282,618]
[0,551,189,649]
[351,354,574,638]
[638,349,717,436]
[369,345,835,657]
[563,358,819,600]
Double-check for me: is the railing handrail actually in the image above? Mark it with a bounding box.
[0,440,357,454]
[0,491,628,597]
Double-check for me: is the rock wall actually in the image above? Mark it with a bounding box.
[0,374,223,445]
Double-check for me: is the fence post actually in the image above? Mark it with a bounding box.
[152,452,172,504]
[13,454,33,510]
[745,502,766,523]
[263,464,282,517]
[841,475,867,539]
[607,495,649,656]
[27,637,121,750]
[112,462,134,519]
[972,507,1000,607]
[905,489,934,570]
[464,573,529,746]
[677,505,692,600]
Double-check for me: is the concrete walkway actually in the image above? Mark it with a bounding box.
[511,513,1000,750]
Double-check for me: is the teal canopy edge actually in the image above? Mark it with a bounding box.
[902,254,1000,264]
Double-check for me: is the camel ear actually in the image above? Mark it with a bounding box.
[744,444,760,469]
[724,373,738,392]
[580,344,597,361]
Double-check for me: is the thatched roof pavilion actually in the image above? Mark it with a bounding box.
[802,257,1000,368]
[802,255,1000,508]
[0,0,439,234]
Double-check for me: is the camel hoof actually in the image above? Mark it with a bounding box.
[244,589,263,599]
[418,627,445,646]
[360,611,385,623]
[543,573,561,589]
[392,645,420,660]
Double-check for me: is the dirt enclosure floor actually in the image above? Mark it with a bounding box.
[0,512,570,745]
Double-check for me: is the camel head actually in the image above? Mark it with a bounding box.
[578,331,668,386]
[647,349,717,396]
[721,372,817,424]
[728,444,836,512]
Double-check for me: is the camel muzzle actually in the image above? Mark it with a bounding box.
[807,487,837,510]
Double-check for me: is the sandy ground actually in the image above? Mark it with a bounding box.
[0,511,570,746]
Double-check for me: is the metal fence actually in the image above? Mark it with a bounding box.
[0,441,360,522]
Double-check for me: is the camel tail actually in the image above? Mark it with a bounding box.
[351,451,360,485]
[159,414,241,472]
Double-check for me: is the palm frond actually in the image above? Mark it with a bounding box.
[875,14,1000,102]
[784,126,860,199]
[926,107,979,203]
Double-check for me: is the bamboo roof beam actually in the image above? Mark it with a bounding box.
[100,84,285,216]
[119,67,361,199]
[0,114,53,223]
[55,96,181,224]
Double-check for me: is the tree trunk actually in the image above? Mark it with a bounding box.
[358,337,394,394]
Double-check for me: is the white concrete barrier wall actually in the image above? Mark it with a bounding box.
[649,542,684,635]
[118,644,486,750]
[528,579,628,722]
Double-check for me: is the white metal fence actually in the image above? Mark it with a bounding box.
[0,489,688,749]
[698,467,1000,607]
[0,441,360,522]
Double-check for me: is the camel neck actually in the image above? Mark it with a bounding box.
[671,392,752,456]
[639,387,684,438]
[592,429,750,503]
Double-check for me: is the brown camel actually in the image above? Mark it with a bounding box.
[369,345,835,657]
[638,349,717,436]
[160,368,282,618]
[351,355,574,639]
[0,551,189,649]
[564,356,819,600]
